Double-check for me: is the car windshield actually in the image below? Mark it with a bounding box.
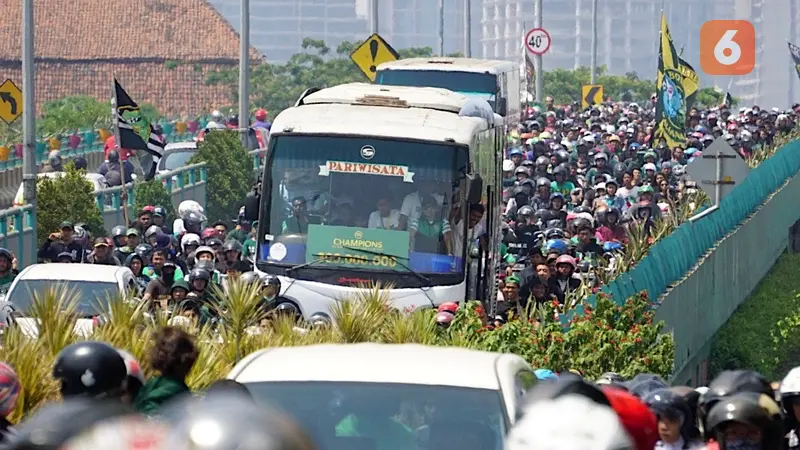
[377,70,498,111]
[244,381,507,450]
[260,135,469,275]
[8,280,120,316]
[161,150,196,171]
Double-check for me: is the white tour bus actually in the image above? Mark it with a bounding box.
[375,57,520,128]
[244,83,503,319]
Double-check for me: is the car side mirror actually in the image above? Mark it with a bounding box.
[496,98,507,116]
[244,192,260,222]
[467,174,483,204]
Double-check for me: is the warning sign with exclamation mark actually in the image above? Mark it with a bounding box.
[350,33,400,82]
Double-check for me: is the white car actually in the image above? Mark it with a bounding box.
[5,263,135,337]
[227,343,536,449]
[14,172,109,207]
[157,142,198,175]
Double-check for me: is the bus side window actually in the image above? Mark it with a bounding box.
[514,370,538,399]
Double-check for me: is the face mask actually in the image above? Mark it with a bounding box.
[724,439,761,450]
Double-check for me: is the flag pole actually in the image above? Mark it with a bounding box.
[111,79,131,227]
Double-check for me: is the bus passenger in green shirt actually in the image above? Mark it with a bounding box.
[335,397,416,450]
[0,249,17,294]
[282,197,309,234]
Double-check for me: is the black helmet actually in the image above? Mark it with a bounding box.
[274,302,300,318]
[144,225,160,240]
[705,392,784,448]
[73,156,88,171]
[0,248,13,263]
[262,274,281,288]
[535,156,549,166]
[107,150,119,163]
[111,225,126,239]
[552,165,568,177]
[206,237,223,248]
[222,239,243,254]
[227,114,239,126]
[153,206,167,218]
[628,379,668,399]
[535,177,551,189]
[699,370,773,433]
[157,395,315,450]
[53,341,127,399]
[643,388,692,433]
[517,205,534,219]
[514,166,528,176]
[183,211,205,234]
[596,372,626,386]
[240,271,260,284]
[189,268,212,284]
[4,399,140,450]
[134,243,154,264]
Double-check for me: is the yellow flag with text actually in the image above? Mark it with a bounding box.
[654,15,698,149]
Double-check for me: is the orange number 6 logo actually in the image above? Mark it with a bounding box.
[700,20,755,76]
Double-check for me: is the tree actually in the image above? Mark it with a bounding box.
[188,130,254,223]
[542,67,656,105]
[447,291,674,378]
[205,39,465,117]
[134,180,175,222]
[36,163,105,244]
[36,96,160,137]
[693,87,739,109]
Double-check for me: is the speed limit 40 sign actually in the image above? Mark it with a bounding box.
[525,28,551,55]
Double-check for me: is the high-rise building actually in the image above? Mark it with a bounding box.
[481,0,795,107]
[208,0,482,63]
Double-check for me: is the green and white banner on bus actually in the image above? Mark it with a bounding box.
[305,225,410,271]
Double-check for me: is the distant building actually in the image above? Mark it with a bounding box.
[481,0,795,108]
[208,0,481,63]
[0,0,262,115]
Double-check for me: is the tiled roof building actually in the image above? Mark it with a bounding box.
[0,0,262,116]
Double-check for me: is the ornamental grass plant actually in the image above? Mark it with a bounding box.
[0,277,673,421]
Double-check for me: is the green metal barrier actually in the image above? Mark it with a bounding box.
[97,164,207,231]
[0,205,36,270]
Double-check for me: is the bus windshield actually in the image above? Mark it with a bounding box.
[376,70,498,111]
[259,135,469,277]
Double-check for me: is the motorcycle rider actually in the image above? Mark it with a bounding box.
[53,341,128,400]
[704,392,785,450]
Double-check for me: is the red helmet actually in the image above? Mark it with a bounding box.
[435,312,455,325]
[255,108,267,121]
[555,254,576,269]
[201,227,218,240]
[437,302,458,314]
[601,387,659,450]
[142,205,155,213]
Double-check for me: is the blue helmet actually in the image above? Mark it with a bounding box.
[603,241,623,252]
[509,147,524,156]
[545,239,568,255]
[534,369,559,381]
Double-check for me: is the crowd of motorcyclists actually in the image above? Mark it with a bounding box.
[0,338,799,450]
[492,97,798,318]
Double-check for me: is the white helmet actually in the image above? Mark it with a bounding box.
[181,233,201,252]
[695,386,709,396]
[210,110,224,121]
[506,395,634,450]
[781,367,800,397]
[177,200,204,218]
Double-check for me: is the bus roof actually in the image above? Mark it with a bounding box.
[271,102,489,146]
[376,57,515,74]
[302,82,472,114]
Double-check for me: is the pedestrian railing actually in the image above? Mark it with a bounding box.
[98,164,207,231]
[0,205,36,270]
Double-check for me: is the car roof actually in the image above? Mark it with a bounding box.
[17,263,129,282]
[164,142,198,151]
[230,343,510,390]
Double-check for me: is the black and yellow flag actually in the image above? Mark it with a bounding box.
[789,42,800,82]
[655,15,698,149]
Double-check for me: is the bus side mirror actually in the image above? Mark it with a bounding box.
[244,193,260,222]
[467,175,483,204]
[496,98,507,116]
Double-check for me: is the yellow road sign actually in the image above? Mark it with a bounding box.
[0,79,22,125]
[581,84,603,110]
[350,33,399,82]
